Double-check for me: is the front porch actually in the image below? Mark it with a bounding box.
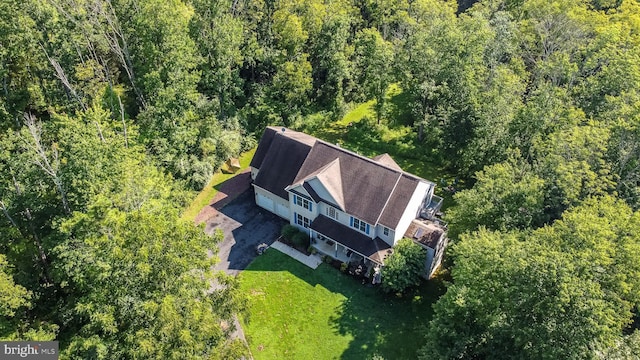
[309,215,392,274]
[313,235,363,264]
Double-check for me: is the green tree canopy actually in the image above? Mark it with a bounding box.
[381,238,426,293]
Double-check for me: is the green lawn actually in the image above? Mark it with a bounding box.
[181,148,256,222]
[239,250,444,360]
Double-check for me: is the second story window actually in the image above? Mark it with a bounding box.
[326,206,338,220]
[383,227,389,236]
[351,217,370,234]
[294,195,312,211]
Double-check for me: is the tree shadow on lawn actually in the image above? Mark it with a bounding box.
[245,251,446,359]
[328,280,446,359]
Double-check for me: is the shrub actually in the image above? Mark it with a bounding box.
[281,225,299,241]
[381,238,426,293]
[340,262,348,272]
[292,232,309,249]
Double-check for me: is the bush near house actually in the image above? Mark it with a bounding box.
[292,232,310,249]
[280,224,311,253]
[381,238,426,294]
[281,224,299,240]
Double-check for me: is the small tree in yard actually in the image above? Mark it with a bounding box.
[382,238,426,293]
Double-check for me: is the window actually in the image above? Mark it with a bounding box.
[383,227,389,236]
[351,217,369,234]
[296,213,310,228]
[294,195,312,211]
[326,206,338,220]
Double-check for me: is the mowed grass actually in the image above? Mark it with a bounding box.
[239,250,444,360]
[181,148,256,222]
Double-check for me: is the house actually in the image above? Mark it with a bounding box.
[250,127,447,279]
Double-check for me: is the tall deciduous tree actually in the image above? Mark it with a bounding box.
[446,156,546,238]
[354,28,394,123]
[424,196,640,359]
[54,202,243,359]
[381,238,426,293]
[190,0,245,118]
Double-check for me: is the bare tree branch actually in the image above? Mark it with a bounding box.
[22,113,72,215]
[40,43,87,111]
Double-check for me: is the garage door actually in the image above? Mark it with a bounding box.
[256,193,274,212]
[276,202,290,219]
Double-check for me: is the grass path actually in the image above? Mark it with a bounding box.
[181,148,256,222]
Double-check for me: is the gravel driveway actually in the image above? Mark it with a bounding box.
[204,189,286,275]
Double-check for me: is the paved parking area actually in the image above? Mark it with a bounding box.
[205,189,286,275]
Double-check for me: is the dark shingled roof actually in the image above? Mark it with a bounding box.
[250,127,277,169]
[373,153,403,171]
[250,127,433,228]
[378,174,420,229]
[311,215,391,264]
[302,182,322,202]
[293,142,419,225]
[253,130,314,199]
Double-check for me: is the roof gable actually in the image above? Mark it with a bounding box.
[372,153,402,171]
[289,158,346,210]
[292,142,410,224]
[251,127,434,227]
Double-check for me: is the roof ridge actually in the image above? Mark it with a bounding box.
[315,140,434,184]
[374,172,403,226]
[291,157,340,186]
[316,140,400,173]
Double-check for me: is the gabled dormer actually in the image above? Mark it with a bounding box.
[286,158,345,211]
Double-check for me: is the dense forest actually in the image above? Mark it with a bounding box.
[1,0,639,358]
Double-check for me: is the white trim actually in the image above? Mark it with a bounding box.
[312,231,383,265]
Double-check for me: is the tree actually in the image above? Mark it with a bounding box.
[309,12,353,112]
[190,0,245,118]
[423,197,640,359]
[532,123,615,220]
[54,202,244,359]
[381,238,426,293]
[446,155,546,238]
[0,253,30,337]
[354,28,394,123]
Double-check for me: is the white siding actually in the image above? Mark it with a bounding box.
[376,224,395,246]
[254,186,289,220]
[319,203,350,227]
[288,188,318,230]
[307,178,341,209]
[429,236,448,278]
[317,203,375,239]
[424,247,436,278]
[393,182,432,244]
[276,202,289,218]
